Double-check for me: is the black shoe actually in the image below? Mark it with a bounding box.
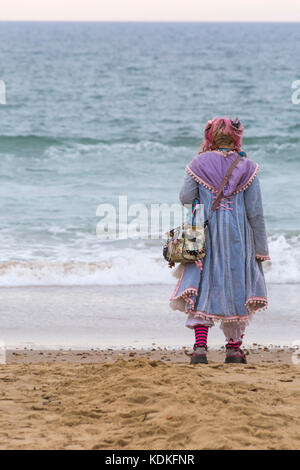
[190,345,208,364]
[225,343,247,364]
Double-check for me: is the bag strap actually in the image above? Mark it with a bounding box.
[211,155,241,212]
[193,155,242,229]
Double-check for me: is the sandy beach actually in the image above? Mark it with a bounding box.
[0,347,299,450]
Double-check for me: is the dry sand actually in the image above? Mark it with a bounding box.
[0,347,299,450]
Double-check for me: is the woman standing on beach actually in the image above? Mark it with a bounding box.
[170,118,270,364]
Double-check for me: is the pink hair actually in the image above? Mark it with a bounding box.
[201,117,244,152]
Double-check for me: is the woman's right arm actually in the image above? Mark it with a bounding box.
[179,173,199,205]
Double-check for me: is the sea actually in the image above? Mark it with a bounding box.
[0,22,299,348]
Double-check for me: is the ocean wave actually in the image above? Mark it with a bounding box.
[43,139,186,159]
[0,135,64,154]
[0,234,299,287]
[265,234,300,284]
[0,135,192,157]
[0,254,173,287]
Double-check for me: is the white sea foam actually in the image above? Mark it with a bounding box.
[0,251,174,287]
[0,234,299,287]
[264,234,300,284]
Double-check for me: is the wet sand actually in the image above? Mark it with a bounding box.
[0,284,299,349]
[0,347,299,450]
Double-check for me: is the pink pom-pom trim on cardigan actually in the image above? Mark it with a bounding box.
[185,163,259,196]
[256,254,271,261]
[170,265,268,323]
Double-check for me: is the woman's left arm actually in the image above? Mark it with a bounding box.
[179,173,199,205]
[244,176,270,261]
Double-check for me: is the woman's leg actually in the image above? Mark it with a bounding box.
[194,324,209,348]
[186,314,214,348]
[220,321,247,364]
[187,318,214,364]
[190,325,209,364]
[220,321,246,346]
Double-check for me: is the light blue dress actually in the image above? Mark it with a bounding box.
[170,172,270,329]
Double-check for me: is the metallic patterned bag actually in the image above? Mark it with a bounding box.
[163,199,206,267]
[163,155,241,268]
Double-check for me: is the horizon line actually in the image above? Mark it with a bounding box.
[0,20,300,23]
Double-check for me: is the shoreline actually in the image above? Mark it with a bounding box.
[5,346,299,365]
[0,284,299,349]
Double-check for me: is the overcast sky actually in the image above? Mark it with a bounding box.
[1,0,300,21]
